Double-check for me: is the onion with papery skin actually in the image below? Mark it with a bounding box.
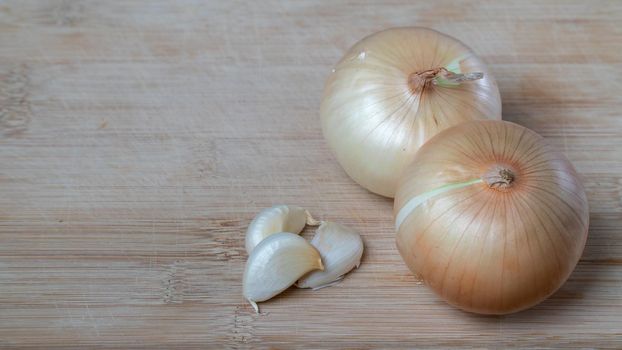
[394,120,589,315]
[321,27,502,197]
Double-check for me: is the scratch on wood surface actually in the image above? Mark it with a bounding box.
[84,304,101,337]
[162,260,188,304]
[232,305,256,344]
[51,1,85,27]
[0,65,31,136]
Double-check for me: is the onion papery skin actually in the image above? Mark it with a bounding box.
[394,120,589,315]
[321,27,502,197]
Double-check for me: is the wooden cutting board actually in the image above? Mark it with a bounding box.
[1,1,621,348]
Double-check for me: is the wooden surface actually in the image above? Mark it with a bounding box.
[1,0,621,348]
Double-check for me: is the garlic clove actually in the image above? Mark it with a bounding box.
[245,205,319,254]
[243,232,323,313]
[296,222,364,290]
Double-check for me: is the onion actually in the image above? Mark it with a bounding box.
[321,27,502,197]
[394,120,589,314]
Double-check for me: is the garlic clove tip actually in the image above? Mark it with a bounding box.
[248,299,259,313]
[317,257,324,271]
[305,210,321,226]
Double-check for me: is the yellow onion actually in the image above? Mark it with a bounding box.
[394,120,589,314]
[321,27,502,197]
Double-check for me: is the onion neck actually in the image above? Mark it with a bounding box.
[408,68,444,93]
[483,165,517,191]
[407,67,484,94]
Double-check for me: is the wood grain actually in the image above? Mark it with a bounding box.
[1,0,621,348]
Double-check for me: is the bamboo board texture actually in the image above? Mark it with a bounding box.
[1,0,621,348]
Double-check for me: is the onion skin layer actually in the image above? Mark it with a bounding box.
[321,27,501,198]
[394,120,589,315]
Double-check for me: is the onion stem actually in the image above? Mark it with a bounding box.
[483,166,517,191]
[409,68,484,92]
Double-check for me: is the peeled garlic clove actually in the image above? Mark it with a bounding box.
[243,232,323,313]
[245,205,319,254]
[296,222,364,290]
